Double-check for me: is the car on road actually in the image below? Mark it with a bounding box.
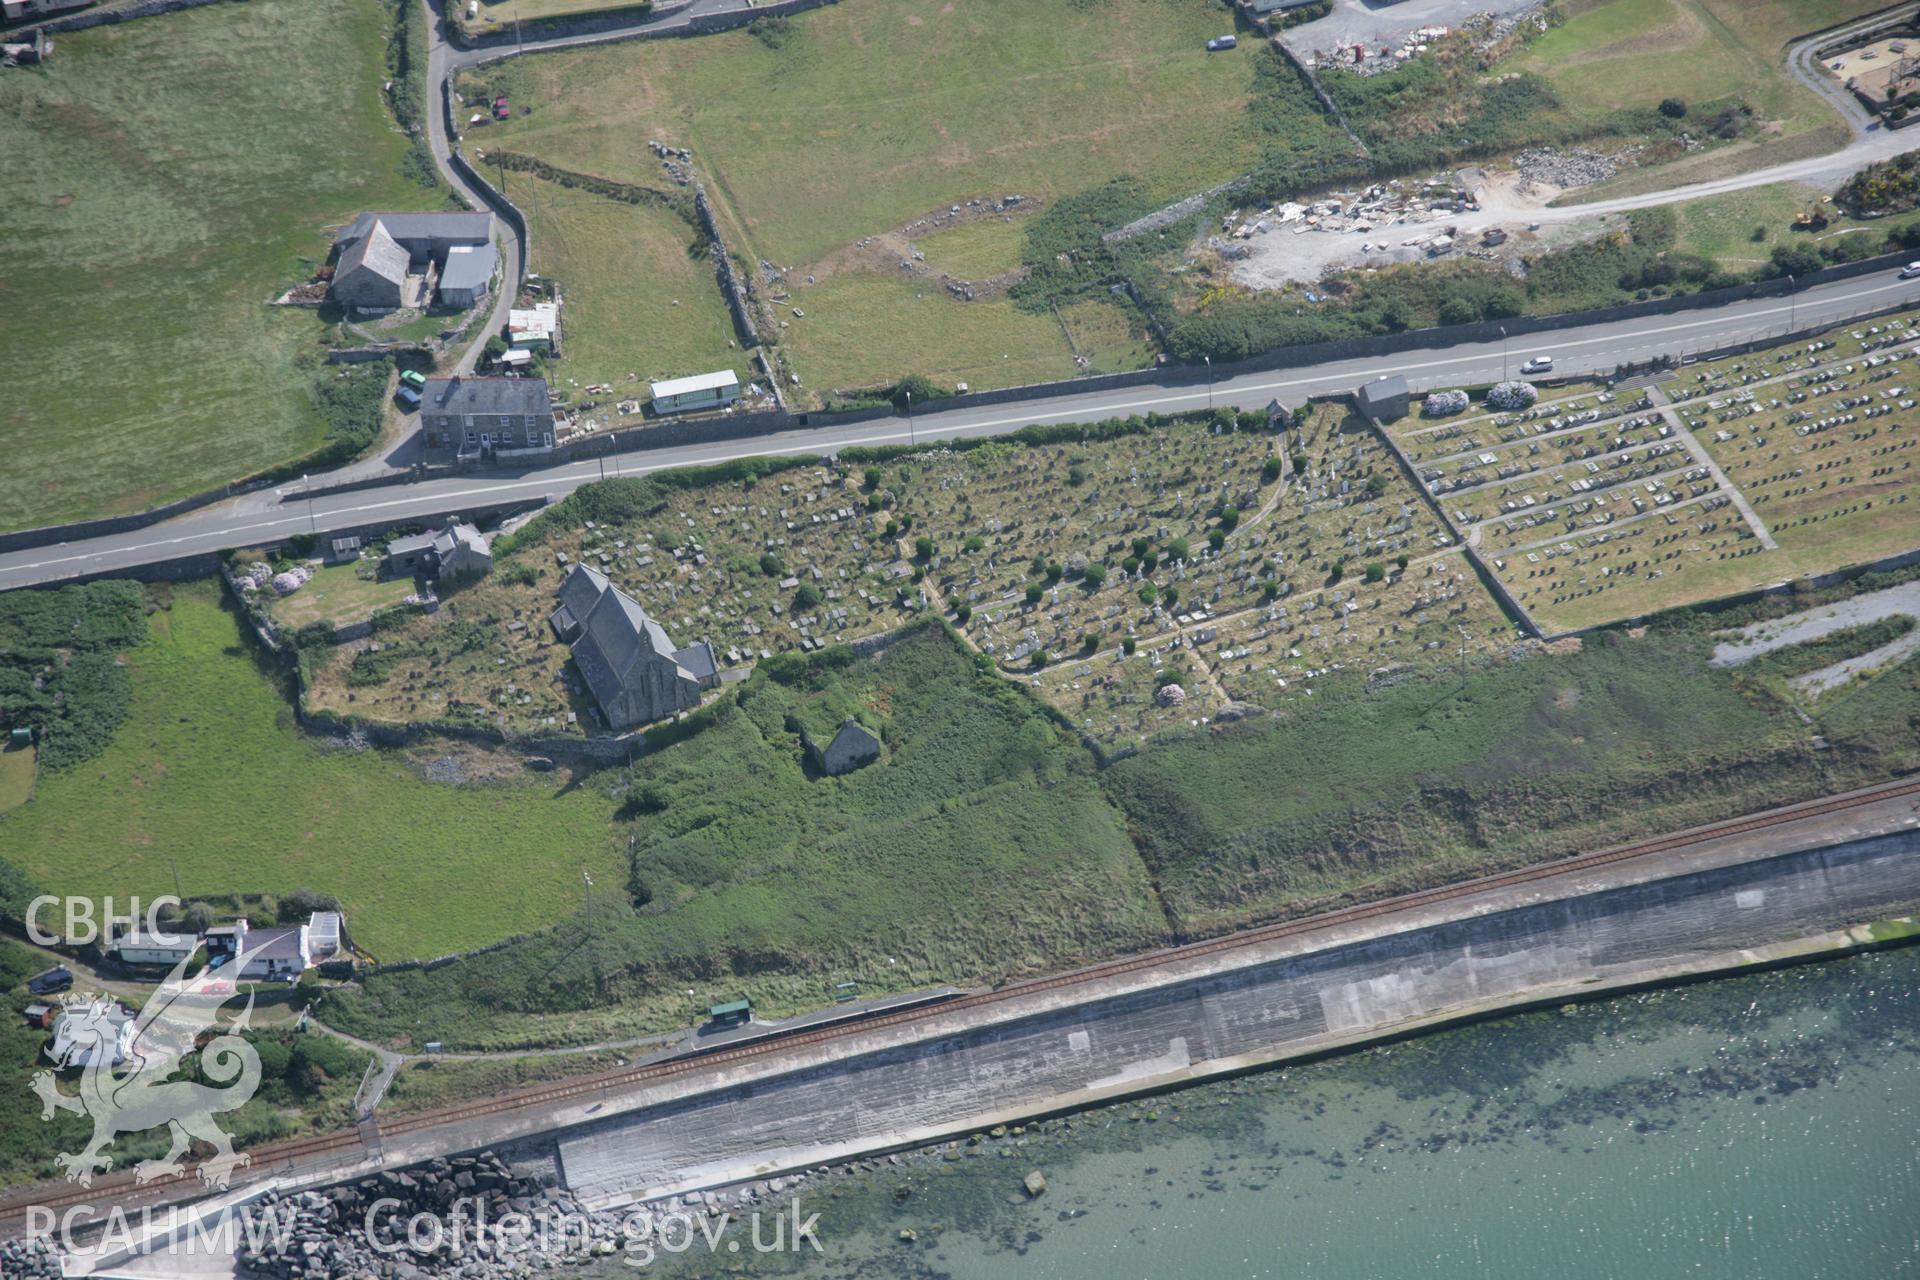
[1206,34,1236,50]
[27,966,73,996]
[1520,356,1554,375]
[1900,262,1920,280]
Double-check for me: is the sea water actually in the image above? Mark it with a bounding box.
[630,947,1920,1278]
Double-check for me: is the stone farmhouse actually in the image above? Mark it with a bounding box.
[550,566,718,732]
[330,212,495,312]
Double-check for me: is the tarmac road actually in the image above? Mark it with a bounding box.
[5,268,1920,591]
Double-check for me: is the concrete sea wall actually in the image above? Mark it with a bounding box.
[553,824,1920,1204]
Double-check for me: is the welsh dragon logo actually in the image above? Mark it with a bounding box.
[30,949,263,1189]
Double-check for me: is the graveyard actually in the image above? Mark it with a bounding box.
[303,402,1530,744]
[1392,311,1920,634]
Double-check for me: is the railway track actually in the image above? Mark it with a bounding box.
[8,773,1917,1225]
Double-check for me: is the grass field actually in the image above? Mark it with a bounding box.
[458,0,1267,266]
[1519,0,1881,198]
[511,173,746,392]
[783,272,1083,395]
[0,747,33,816]
[0,583,624,960]
[915,215,1031,280]
[264,559,418,630]
[323,625,1169,1048]
[1670,181,1920,269]
[0,0,445,532]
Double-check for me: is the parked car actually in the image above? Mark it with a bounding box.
[399,369,427,390]
[395,386,421,411]
[1520,356,1554,375]
[1206,34,1237,51]
[1900,262,1920,279]
[27,966,72,996]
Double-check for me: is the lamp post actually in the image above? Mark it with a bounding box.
[1787,273,1796,334]
[303,474,316,536]
[1204,355,1214,412]
[905,389,915,447]
[1499,325,1509,382]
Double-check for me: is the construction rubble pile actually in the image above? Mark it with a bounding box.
[1211,177,1481,259]
[1305,23,1453,74]
[1512,146,1639,191]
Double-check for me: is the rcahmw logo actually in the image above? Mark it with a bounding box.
[27,915,263,1190]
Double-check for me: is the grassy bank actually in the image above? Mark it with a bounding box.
[1103,614,1913,936]
[0,0,442,532]
[324,626,1168,1049]
[0,583,624,960]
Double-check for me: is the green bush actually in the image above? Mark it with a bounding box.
[0,581,149,769]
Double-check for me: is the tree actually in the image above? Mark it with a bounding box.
[1082,562,1109,589]
[1365,474,1387,497]
[1260,578,1279,600]
[1658,97,1687,118]
[1026,583,1045,606]
[1166,537,1190,562]
[1207,529,1226,552]
[963,534,985,554]
[1081,632,1100,652]
[1131,537,1152,559]
[1067,464,1088,486]
[794,583,822,609]
[1328,561,1345,584]
[1122,637,1137,655]
[863,467,883,490]
[1395,552,1410,569]
[1138,582,1158,605]
[914,535,935,560]
[1218,505,1240,532]
[1291,452,1309,472]
[1262,456,1282,483]
[1364,562,1386,583]
[1162,585,1179,608]
[758,552,784,577]
[1030,649,1050,669]
[954,603,972,624]
[1141,550,1160,572]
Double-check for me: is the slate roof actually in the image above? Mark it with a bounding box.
[432,523,488,559]
[438,243,497,294]
[386,531,437,558]
[672,639,717,682]
[335,212,493,255]
[556,567,698,712]
[422,376,552,417]
[336,219,409,289]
